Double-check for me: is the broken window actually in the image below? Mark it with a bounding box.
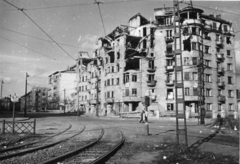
[213,22,217,30]
[125,58,140,71]
[189,12,197,19]
[156,17,165,25]
[192,27,196,35]
[183,27,189,36]
[143,27,147,36]
[226,37,231,44]
[167,89,174,100]
[183,39,191,51]
[180,12,188,19]
[223,24,228,32]
[205,46,209,54]
[216,48,220,53]
[166,59,173,66]
[110,54,115,63]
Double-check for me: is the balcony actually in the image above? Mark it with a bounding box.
[165,65,174,72]
[165,51,174,58]
[216,39,223,47]
[147,80,157,87]
[216,53,225,61]
[217,81,225,88]
[106,98,114,103]
[90,99,97,104]
[218,95,226,102]
[165,36,173,43]
[147,66,156,73]
[217,67,225,74]
[165,80,174,86]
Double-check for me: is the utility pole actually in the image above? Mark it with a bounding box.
[63,89,66,113]
[24,72,28,117]
[173,0,188,146]
[1,80,3,98]
[96,72,99,117]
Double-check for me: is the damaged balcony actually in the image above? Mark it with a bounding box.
[216,39,223,47]
[147,80,157,87]
[165,80,174,86]
[124,58,140,72]
[218,95,226,102]
[217,81,225,88]
[217,67,225,74]
[147,66,156,73]
[165,51,174,58]
[165,36,173,43]
[216,53,225,62]
[165,65,175,72]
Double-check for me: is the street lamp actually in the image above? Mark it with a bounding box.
[11,93,19,134]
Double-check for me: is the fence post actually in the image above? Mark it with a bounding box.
[33,119,36,134]
[2,120,5,134]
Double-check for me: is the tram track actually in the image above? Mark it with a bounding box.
[0,123,86,162]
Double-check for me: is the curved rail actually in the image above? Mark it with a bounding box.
[90,129,125,164]
[0,123,72,153]
[41,125,104,164]
[0,124,85,161]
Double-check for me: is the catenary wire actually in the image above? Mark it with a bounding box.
[0,35,56,60]
[3,0,75,61]
[0,26,79,49]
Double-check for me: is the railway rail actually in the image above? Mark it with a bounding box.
[0,123,72,153]
[41,126,124,164]
[0,124,85,161]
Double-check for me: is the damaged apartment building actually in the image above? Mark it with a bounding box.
[76,5,239,118]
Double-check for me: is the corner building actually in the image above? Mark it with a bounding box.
[78,6,238,119]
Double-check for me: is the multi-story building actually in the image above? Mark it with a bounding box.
[76,5,238,119]
[48,66,77,112]
[20,87,48,112]
[0,97,12,111]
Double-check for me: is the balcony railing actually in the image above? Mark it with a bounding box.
[216,53,225,61]
[217,67,225,74]
[165,80,174,86]
[105,98,114,103]
[147,66,156,72]
[164,36,173,43]
[147,80,157,87]
[165,65,174,71]
[218,95,226,102]
[217,81,225,88]
[165,51,174,57]
[216,39,223,47]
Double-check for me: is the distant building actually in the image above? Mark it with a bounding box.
[20,87,48,112]
[0,97,12,111]
[48,66,77,112]
[75,5,238,119]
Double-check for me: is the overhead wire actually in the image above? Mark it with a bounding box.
[0,35,56,60]
[0,26,79,49]
[94,0,107,37]
[3,0,75,61]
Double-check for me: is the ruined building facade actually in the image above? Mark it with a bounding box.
[76,6,238,118]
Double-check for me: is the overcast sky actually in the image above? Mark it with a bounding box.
[0,0,239,97]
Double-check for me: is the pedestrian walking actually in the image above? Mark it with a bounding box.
[139,102,145,123]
